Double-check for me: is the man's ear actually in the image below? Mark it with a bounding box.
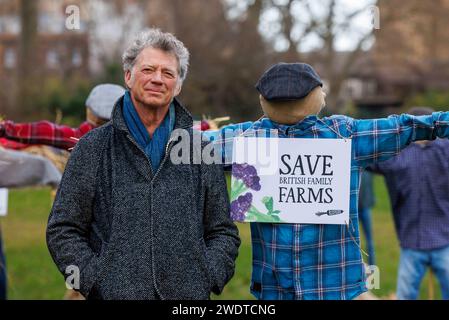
[174,81,182,97]
[125,70,132,89]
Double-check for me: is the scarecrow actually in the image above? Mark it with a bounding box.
[205,62,449,300]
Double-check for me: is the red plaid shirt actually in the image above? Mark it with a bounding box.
[0,120,94,150]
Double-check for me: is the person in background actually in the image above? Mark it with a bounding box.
[369,106,449,300]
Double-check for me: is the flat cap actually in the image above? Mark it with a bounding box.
[85,84,126,120]
[255,62,322,101]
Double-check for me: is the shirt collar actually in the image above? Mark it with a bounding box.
[254,114,319,133]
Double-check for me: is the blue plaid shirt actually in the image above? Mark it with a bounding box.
[204,112,449,300]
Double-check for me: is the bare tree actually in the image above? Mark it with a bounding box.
[17,0,39,117]
[144,0,270,121]
[258,0,377,111]
[374,0,449,83]
[82,0,146,77]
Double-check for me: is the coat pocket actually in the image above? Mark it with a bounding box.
[198,238,212,292]
[87,240,112,299]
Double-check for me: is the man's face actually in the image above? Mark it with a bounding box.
[125,47,181,109]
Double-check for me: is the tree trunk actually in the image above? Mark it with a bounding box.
[17,0,39,118]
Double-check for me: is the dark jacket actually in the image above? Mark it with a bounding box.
[46,97,240,300]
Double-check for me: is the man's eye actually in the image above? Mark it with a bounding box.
[164,72,175,78]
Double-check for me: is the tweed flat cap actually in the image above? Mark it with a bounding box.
[255,62,322,101]
[86,84,126,120]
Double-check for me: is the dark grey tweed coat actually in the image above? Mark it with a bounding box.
[46,97,240,300]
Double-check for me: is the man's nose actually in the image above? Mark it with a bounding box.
[151,70,163,83]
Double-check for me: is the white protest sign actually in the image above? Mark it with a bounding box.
[231,137,351,225]
[0,188,8,217]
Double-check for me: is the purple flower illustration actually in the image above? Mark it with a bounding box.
[230,192,253,221]
[232,163,261,191]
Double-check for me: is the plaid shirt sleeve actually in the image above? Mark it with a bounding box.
[351,112,449,167]
[202,121,255,141]
[202,121,255,166]
[1,120,94,150]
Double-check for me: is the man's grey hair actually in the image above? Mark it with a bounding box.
[122,28,190,84]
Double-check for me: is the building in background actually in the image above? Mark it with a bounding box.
[0,0,88,80]
[353,0,449,116]
[0,33,89,79]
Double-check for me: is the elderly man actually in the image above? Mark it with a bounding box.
[46,29,240,300]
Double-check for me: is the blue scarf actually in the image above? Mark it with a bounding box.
[123,91,175,172]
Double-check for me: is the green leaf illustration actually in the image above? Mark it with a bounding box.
[231,179,247,201]
[247,206,284,223]
[262,196,274,212]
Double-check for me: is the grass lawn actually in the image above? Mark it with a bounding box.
[0,175,442,299]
